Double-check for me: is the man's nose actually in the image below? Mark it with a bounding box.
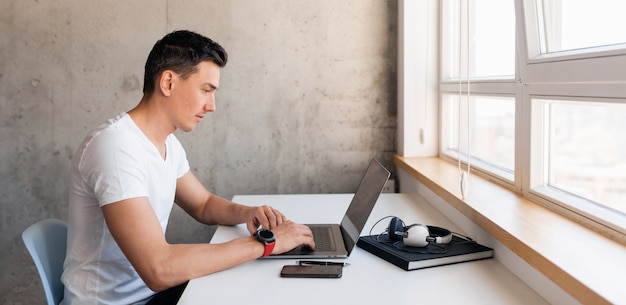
[204,98,216,112]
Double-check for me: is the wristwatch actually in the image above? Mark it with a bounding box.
[254,229,275,257]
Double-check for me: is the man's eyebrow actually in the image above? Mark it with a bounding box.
[205,83,219,90]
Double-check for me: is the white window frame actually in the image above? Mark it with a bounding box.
[520,0,626,236]
[398,0,626,238]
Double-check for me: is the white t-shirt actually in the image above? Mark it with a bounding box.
[62,113,190,305]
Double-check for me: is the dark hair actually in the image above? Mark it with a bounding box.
[143,30,228,94]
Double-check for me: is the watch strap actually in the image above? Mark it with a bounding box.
[255,229,276,257]
[262,240,275,257]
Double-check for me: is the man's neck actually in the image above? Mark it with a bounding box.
[127,96,175,157]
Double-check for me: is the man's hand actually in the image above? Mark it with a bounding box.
[268,220,316,254]
[245,205,287,234]
[244,206,315,254]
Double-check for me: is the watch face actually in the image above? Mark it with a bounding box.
[257,229,275,241]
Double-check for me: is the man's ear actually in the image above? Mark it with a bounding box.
[158,70,175,97]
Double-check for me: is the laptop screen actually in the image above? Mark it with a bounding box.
[339,159,390,254]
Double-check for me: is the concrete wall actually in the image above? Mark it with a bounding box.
[0,0,397,302]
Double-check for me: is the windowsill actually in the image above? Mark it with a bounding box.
[394,155,626,305]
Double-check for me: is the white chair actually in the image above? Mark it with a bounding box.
[22,218,67,305]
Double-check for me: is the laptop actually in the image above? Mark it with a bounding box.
[263,158,391,259]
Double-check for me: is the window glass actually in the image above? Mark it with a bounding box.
[538,0,626,53]
[443,0,515,79]
[543,99,626,215]
[443,94,515,177]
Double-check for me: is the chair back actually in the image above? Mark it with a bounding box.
[22,218,67,305]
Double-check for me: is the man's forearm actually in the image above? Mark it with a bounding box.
[200,193,250,225]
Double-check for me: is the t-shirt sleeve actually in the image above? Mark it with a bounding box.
[78,129,149,207]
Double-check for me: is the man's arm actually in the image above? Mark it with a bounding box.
[101,171,315,292]
[174,170,289,234]
[101,197,265,291]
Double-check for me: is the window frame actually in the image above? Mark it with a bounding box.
[520,0,626,236]
[429,0,626,238]
[397,1,626,302]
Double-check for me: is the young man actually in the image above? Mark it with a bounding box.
[62,30,315,305]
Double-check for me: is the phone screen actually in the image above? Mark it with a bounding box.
[280,265,343,278]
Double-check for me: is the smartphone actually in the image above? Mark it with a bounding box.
[280,264,343,278]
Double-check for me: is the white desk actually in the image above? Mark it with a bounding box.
[177,193,549,305]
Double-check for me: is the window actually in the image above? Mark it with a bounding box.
[537,98,626,216]
[441,94,516,179]
[441,0,516,79]
[438,0,626,235]
[536,0,626,54]
[440,0,516,181]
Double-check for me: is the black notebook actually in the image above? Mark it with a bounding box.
[357,235,493,271]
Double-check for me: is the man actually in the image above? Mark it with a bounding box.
[62,30,315,305]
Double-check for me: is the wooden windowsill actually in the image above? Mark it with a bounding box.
[394,155,626,305]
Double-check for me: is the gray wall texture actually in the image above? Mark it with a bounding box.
[0,0,397,303]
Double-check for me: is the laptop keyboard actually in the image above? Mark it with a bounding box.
[311,226,336,252]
